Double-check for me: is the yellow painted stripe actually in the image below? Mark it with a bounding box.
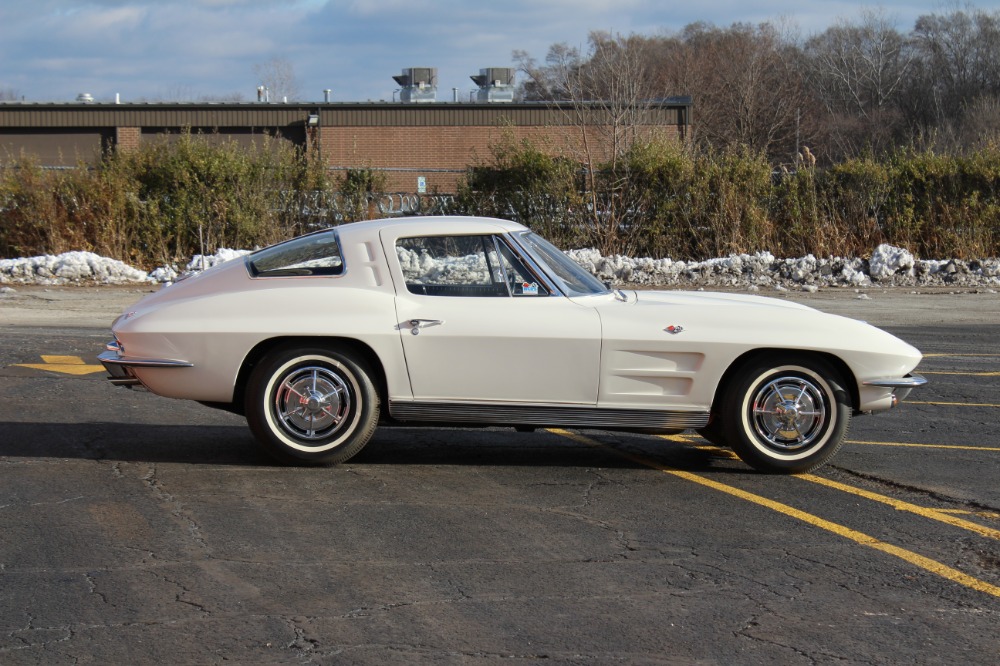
[666,433,1000,454]
[908,400,1000,408]
[920,371,1000,377]
[799,474,1000,541]
[14,363,106,376]
[659,433,701,443]
[550,428,1000,600]
[41,355,85,365]
[13,354,106,376]
[846,439,1000,452]
[666,432,1000,454]
[936,509,1000,519]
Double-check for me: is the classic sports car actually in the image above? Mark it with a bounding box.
[100,216,926,473]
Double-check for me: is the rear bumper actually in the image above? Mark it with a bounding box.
[99,340,193,390]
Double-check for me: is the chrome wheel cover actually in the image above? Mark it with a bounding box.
[750,376,827,453]
[273,365,351,443]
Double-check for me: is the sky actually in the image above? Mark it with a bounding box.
[0,1,970,104]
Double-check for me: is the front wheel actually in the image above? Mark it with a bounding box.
[245,346,379,465]
[718,355,851,473]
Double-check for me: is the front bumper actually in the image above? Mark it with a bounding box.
[862,373,927,405]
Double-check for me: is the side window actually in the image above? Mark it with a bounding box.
[396,235,507,297]
[247,230,343,277]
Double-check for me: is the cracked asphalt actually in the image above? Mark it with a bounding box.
[0,287,998,664]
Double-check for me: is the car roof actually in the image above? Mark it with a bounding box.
[335,215,529,241]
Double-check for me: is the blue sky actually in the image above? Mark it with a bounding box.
[0,1,969,103]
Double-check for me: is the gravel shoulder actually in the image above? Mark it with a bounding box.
[2,283,999,330]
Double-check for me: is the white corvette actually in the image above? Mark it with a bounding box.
[100,216,925,473]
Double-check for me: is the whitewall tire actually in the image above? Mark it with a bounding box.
[246,346,379,465]
[720,354,851,473]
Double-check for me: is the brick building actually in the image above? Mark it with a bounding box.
[0,99,691,193]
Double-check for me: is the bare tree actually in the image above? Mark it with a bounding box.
[513,32,665,254]
[0,87,22,101]
[804,9,914,158]
[513,43,581,101]
[959,95,1000,147]
[199,92,246,103]
[649,22,811,162]
[908,7,1000,133]
[134,86,247,103]
[253,57,301,102]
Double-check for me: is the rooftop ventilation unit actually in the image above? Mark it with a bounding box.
[392,67,438,103]
[470,68,515,103]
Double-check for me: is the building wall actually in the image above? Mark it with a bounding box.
[321,123,683,192]
[0,101,691,192]
[0,128,113,165]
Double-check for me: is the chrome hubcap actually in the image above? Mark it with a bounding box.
[274,366,351,442]
[751,376,827,452]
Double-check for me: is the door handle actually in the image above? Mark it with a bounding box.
[409,319,444,335]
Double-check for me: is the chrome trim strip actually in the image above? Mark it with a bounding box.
[504,231,563,297]
[863,373,927,389]
[389,400,709,430]
[98,351,193,368]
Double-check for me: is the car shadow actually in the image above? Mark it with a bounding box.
[0,421,736,472]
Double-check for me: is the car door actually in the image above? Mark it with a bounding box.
[384,230,601,404]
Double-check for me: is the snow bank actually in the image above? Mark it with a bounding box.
[147,249,252,284]
[0,251,149,285]
[565,246,1000,290]
[2,244,999,290]
[0,249,252,285]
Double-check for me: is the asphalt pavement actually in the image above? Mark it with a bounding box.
[0,285,997,664]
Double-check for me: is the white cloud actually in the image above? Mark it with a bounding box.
[0,1,968,102]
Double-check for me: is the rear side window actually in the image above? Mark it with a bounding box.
[248,231,344,277]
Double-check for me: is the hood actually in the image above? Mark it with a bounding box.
[590,289,920,364]
[633,289,815,313]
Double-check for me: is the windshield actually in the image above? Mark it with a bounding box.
[514,231,609,297]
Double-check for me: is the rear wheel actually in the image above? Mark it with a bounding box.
[719,354,851,473]
[246,346,379,465]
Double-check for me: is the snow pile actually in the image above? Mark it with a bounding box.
[0,251,150,285]
[396,247,492,285]
[147,249,252,284]
[869,244,914,279]
[565,245,1000,289]
[2,244,999,290]
[0,248,252,285]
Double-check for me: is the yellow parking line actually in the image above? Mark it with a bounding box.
[846,439,1000,452]
[13,354,106,376]
[936,509,1000,519]
[908,400,1000,408]
[799,474,1000,541]
[550,428,1000,600]
[663,435,1000,534]
[42,355,85,365]
[664,433,999,454]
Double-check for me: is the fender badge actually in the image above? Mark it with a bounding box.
[664,325,684,334]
